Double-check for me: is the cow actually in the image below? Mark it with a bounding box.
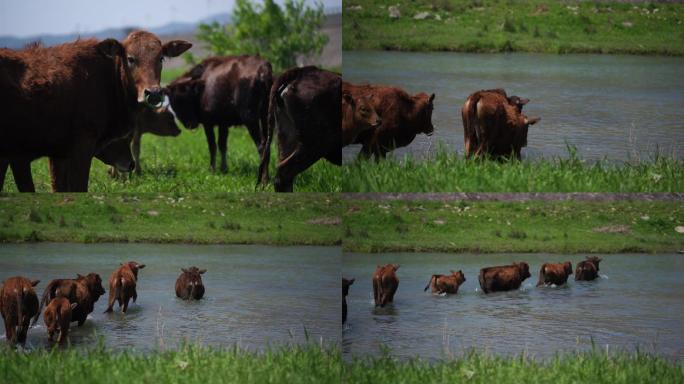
[164,56,272,180]
[575,256,602,281]
[0,32,191,191]
[43,297,77,344]
[342,82,381,146]
[461,89,540,160]
[345,83,434,160]
[38,273,106,326]
[478,262,531,294]
[372,264,399,307]
[537,261,573,286]
[424,270,466,295]
[0,276,40,345]
[342,277,354,324]
[258,66,341,192]
[105,261,145,313]
[175,267,206,300]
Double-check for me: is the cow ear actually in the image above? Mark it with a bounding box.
[192,80,205,96]
[70,303,78,310]
[349,278,355,285]
[181,268,188,273]
[429,93,435,104]
[137,264,146,269]
[97,39,125,59]
[31,280,40,287]
[199,269,207,274]
[393,264,400,270]
[519,98,530,105]
[162,40,192,57]
[526,117,540,125]
[342,93,354,106]
[77,274,84,278]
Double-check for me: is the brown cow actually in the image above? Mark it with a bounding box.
[575,256,602,281]
[105,261,145,313]
[0,276,40,345]
[175,267,206,300]
[342,277,354,324]
[462,89,540,160]
[164,56,272,179]
[38,273,106,327]
[342,82,381,146]
[43,297,77,344]
[537,261,573,286]
[478,262,531,294]
[372,264,399,307]
[424,270,466,295]
[345,83,434,160]
[0,32,191,191]
[259,66,341,192]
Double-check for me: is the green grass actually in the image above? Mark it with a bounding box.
[1,68,341,193]
[342,199,684,253]
[342,149,683,192]
[343,0,684,55]
[0,193,342,245]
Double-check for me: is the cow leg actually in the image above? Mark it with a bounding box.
[3,319,13,343]
[131,129,142,175]
[245,123,263,155]
[357,144,372,161]
[218,126,229,173]
[122,297,129,314]
[104,289,115,313]
[204,126,217,171]
[10,160,35,192]
[372,279,379,307]
[274,150,320,193]
[49,157,69,192]
[66,154,93,192]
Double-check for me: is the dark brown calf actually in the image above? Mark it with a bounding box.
[575,256,602,281]
[175,267,206,300]
[0,276,40,345]
[537,261,573,286]
[39,273,106,326]
[44,297,77,344]
[342,277,354,324]
[346,83,435,160]
[372,264,399,307]
[342,82,381,146]
[424,270,466,294]
[478,262,531,294]
[105,261,145,313]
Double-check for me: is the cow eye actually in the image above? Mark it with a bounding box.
[127,56,136,66]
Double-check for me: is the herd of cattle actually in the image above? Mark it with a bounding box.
[0,30,341,192]
[342,257,602,323]
[0,262,206,345]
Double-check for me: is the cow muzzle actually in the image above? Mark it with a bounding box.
[144,87,164,108]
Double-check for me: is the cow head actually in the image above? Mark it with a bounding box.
[344,92,382,129]
[121,31,191,108]
[563,262,573,276]
[516,262,531,279]
[451,270,466,285]
[507,95,529,113]
[78,273,106,300]
[96,134,135,172]
[342,277,355,297]
[181,267,206,299]
[414,93,435,136]
[122,261,146,279]
[163,79,205,129]
[137,104,181,137]
[586,256,602,271]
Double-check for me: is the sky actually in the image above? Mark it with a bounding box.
[0,0,341,37]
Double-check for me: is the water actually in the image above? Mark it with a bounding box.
[0,243,340,351]
[343,51,684,162]
[342,252,684,361]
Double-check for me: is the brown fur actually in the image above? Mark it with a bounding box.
[575,256,602,281]
[105,261,145,313]
[342,82,381,146]
[38,273,106,327]
[478,262,531,294]
[43,297,77,344]
[342,277,354,324]
[175,267,206,300]
[424,270,466,294]
[259,66,341,192]
[0,276,40,345]
[372,264,400,307]
[537,261,573,286]
[346,83,435,160]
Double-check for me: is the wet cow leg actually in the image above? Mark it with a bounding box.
[218,126,228,173]
[204,126,217,171]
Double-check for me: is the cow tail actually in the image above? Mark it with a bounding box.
[424,275,436,292]
[16,290,23,333]
[536,264,546,287]
[256,63,274,187]
[118,278,125,306]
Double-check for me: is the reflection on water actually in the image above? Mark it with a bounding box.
[343,51,684,162]
[343,253,684,360]
[0,243,340,351]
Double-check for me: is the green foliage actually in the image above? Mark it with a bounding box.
[196,0,328,72]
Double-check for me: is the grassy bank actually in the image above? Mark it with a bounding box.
[342,150,683,192]
[342,199,683,253]
[0,193,341,245]
[343,0,684,55]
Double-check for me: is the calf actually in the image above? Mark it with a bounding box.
[39,273,106,326]
[462,89,540,160]
[424,270,466,295]
[342,82,381,146]
[342,277,354,324]
[372,264,399,307]
[345,83,434,160]
[164,56,272,179]
[478,262,531,294]
[105,261,145,313]
[537,261,573,286]
[259,66,341,192]
[0,276,40,345]
[175,267,206,300]
[575,256,602,281]
[44,297,77,344]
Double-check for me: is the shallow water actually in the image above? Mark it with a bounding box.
[343,51,684,162]
[342,252,684,361]
[0,243,340,351]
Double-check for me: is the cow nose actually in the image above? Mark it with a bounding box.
[374,117,382,127]
[144,88,163,107]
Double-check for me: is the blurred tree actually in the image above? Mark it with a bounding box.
[191,0,328,72]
